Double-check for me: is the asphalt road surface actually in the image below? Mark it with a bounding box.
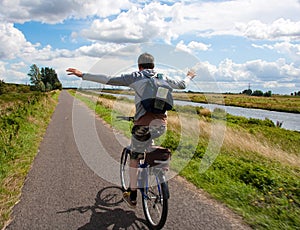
[6,91,251,230]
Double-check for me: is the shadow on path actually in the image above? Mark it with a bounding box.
[57,186,149,230]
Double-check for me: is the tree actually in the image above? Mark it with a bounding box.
[41,67,62,91]
[28,65,62,91]
[37,81,45,92]
[28,64,44,91]
[28,64,41,85]
[0,80,6,95]
[252,90,264,96]
[242,89,252,95]
[53,81,62,90]
[263,90,272,97]
[45,82,52,91]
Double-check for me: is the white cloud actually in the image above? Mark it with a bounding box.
[0,60,29,83]
[80,4,170,43]
[79,2,198,43]
[169,0,300,38]
[217,59,254,81]
[263,81,296,89]
[10,61,27,70]
[236,18,300,41]
[0,22,74,64]
[192,57,300,93]
[80,0,132,19]
[5,68,29,83]
[77,43,126,58]
[16,44,74,63]
[0,22,37,59]
[0,0,132,24]
[0,61,6,79]
[252,41,300,63]
[176,40,211,54]
[273,42,300,58]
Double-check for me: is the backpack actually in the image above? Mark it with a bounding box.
[140,74,173,114]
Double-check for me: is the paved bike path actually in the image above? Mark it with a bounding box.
[6,91,251,230]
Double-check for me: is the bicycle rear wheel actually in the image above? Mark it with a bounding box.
[142,171,168,229]
[120,148,130,191]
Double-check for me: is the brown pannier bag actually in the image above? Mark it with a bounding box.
[145,146,171,167]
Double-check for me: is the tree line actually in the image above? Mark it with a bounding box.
[291,91,300,96]
[28,64,62,92]
[242,89,272,97]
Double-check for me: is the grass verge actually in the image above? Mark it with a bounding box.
[0,91,60,229]
[70,90,300,230]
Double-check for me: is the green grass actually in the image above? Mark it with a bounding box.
[179,152,299,229]
[0,91,60,229]
[71,90,300,230]
[226,114,300,156]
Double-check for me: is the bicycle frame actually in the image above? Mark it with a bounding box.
[137,161,169,200]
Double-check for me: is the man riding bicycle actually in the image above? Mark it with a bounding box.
[67,53,196,208]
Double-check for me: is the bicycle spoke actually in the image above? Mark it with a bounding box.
[142,177,168,229]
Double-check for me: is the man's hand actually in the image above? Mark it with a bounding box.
[187,70,196,80]
[66,68,83,78]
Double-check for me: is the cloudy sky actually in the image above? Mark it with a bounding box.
[1,0,300,94]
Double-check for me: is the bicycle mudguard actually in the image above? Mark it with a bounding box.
[157,173,170,199]
[161,182,170,199]
[122,146,131,154]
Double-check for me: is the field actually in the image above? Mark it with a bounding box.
[101,89,300,113]
[0,90,60,229]
[71,90,300,230]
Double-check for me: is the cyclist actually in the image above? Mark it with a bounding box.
[66,53,196,208]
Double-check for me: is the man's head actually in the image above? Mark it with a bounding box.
[138,53,155,70]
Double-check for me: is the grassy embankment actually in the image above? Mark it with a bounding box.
[0,90,60,229]
[70,90,299,230]
[101,89,300,113]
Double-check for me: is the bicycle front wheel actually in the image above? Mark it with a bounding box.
[142,172,168,229]
[120,148,130,191]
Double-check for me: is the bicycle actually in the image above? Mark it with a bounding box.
[118,116,170,230]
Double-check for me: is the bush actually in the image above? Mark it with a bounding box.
[242,89,252,95]
[252,90,264,96]
[227,114,275,128]
[99,93,116,100]
[238,165,276,190]
[198,108,211,117]
[0,82,31,95]
[264,91,272,97]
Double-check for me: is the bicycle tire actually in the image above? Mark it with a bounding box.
[120,148,130,191]
[142,172,168,229]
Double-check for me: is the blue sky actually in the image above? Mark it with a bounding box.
[1,0,300,94]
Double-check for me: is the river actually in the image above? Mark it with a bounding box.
[90,91,300,132]
[174,100,300,132]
